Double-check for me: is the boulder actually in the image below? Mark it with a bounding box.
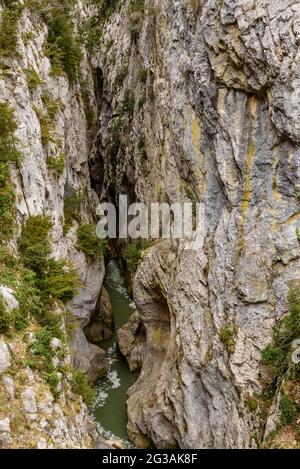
[0,286,19,312]
[84,287,114,344]
[0,342,11,375]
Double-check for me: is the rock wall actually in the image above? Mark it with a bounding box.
[94,0,300,448]
[0,0,108,448]
[1,0,300,450]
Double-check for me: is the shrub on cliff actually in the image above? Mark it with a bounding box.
[71,369,95,405]
[76,224,107,262]
[43,3,82,83]
[39,259,80,304]
[0,0,23,58]
[19,215,53,274]
[125,240,151,273]
[0,103,22,241]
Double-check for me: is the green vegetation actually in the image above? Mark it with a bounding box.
[0,102,22,241]
[138,96,146,109]
[90,0,120,18]
[262,286,300,378]
[34,95,61,146]
[261,285,300,429]
[138,136,147,159]
[245,396,259,412]
[41,1,82,83]
[0,0,23,58]
[47,154,65,177]
[0,102,21,165]
[184,183,197,217]
[41,93,62,119]
[118,90,135,116]
[19,215,53,273]
[115,64,128,87]
[279,393,298,427]
[219,324,235,354]
[128,0,145,42]
[71,368,95,405]
[29,324,65,399]
[79,1,120,55]
[0,293,10,335]
[125,240,151,273]
[63,190,83,234]
[80,82,96,129]
[39,258,79,304]
[24,67,43,93]
[107,91,135,160]
[19,215,80,303]
[138,68,148,83]
[107,116,122,161]
[76,224,107,262]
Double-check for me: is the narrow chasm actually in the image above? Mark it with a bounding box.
[91,261,138,447]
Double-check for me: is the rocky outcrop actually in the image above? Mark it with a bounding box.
[0,0,107,448]
[93,0,300,449]
[0,342,11,375]
[117,310,144,373]
[84,287,114,344]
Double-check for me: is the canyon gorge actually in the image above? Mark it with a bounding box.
[0,0,300,450]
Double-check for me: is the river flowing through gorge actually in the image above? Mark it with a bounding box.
[92,261,138,447]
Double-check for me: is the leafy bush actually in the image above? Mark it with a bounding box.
[125,240,151,273]
[262,286,300,378]
[19,215,53,274]
[118,91,135,116]
[43,3,82,83]
[15,268,43,320]
[0,164,16,241]
[76,224,107,262]
[0,0,23,58]
[45,370,61,399]
[128,0,145,42]
[279,394,298,427]
[138,68,148,83]
[25,67,44,93]
[41,93,62,119]
[47,154,65,177]
[34,94,61,145]
[0,293,10,335]
[219,324,235,354]
[71,369,95,405]
[0,103,22,241]
[39,259,80,304]
[63,190,83,234]
[0,102,22,164]
[33,105,56,145]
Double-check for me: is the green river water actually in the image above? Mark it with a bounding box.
[92,261,138,446]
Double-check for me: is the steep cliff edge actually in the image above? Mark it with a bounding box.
[0,0,109,448]
[93,0,300,448]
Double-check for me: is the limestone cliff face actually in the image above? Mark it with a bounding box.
[1,0,300,450]
[0,0,107,448]
[95,0,300,448]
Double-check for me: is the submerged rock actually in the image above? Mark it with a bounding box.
[84,287,114,344]
[117,310,144,372]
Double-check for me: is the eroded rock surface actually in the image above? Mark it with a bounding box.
[93,0,300,448]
